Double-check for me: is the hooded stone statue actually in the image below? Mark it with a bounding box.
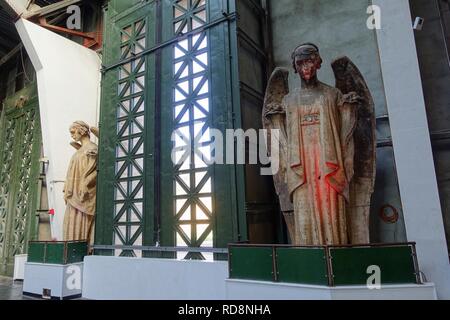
[63,121,98,244]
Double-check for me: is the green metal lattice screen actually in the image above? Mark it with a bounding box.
[113,17,148,258]
[95,0,244,258]
[0,85,41,276]
[171,0,214,260]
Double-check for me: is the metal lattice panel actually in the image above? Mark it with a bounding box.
[113,18,148,258]
[0,119,16,258]
[8,109,37,257]
[97,0,244,256]
[0,89,41,276]
[172,0,213,260]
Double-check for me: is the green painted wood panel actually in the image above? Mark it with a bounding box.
[27,242,46,263]
[330,246,418,286]
[229,246,274,281]
[66,242,89,264]
[28,241,87,265]
[45,243,66,265]
[276,247,329,286]
[229,245,418,287]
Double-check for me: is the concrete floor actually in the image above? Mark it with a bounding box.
[0,276,33,300]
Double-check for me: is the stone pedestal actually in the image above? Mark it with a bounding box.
[23,262,83,300]
[82,256,437,300]
[13,254,28,281]
[225,279,437,300]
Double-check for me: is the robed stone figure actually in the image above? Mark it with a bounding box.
[263,44,376,245]
[63,121,99,244]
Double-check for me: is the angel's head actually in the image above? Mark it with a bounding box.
[291,43,323,81]
[69,121,91,142]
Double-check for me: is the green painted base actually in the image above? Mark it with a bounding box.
[229,243,420,287]
[28,241,88,265]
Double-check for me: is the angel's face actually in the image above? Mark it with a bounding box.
[296,58,320,81]
[70,127,82,142]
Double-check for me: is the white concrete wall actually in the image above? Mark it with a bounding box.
[15,19,101,240]
[83,256,229,300]
[82,256,437,300]
[373,0,450,299]
[226,280,437,300]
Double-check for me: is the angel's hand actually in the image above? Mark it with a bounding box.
[70,141,82,150]
[91,127,100,139]
[343,92,363,105]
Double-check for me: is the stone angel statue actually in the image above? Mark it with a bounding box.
[63,121,99,245]
[263,43,376,245]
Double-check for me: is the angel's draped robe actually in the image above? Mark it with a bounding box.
[63,141,98,244]
[283,83,357,245]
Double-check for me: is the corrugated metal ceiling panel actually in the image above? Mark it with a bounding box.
[0,0,65,60]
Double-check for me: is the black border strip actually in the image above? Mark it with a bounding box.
[23,292,82,301]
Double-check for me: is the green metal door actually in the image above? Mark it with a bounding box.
[95,2,156,258]
[96,0,245,259]
[0,85,41,276]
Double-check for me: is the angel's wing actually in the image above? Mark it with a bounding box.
[263,67,295,239]
[332,56,376,244]
[332,56,376,191]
